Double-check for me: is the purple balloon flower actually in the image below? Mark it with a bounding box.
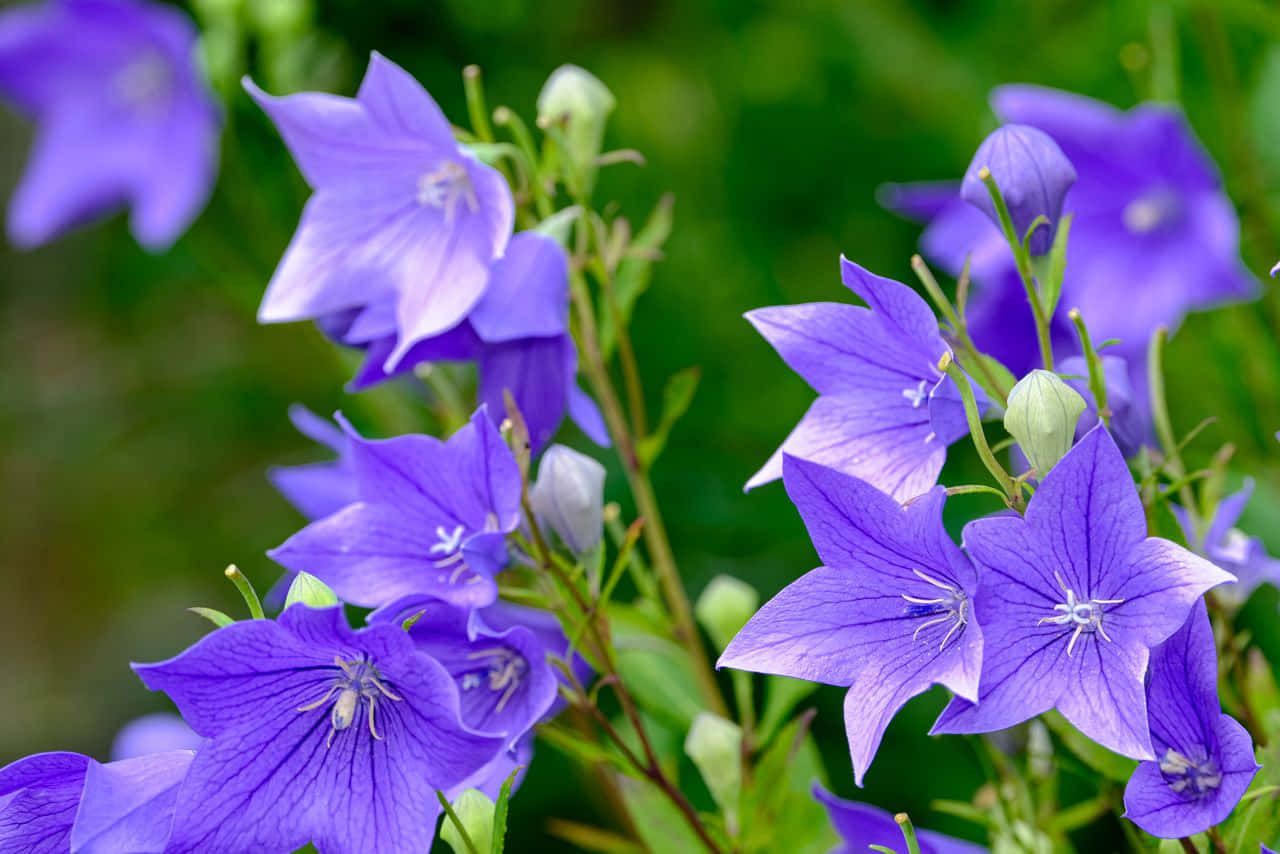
[270,407,521,610]
[746,256,984,502]
[813,784,987,854]
[247,51,514,368]
[372,597,560,744]
[933,426,1233,759]
[1123,600,1258,838]
[133,604,506,853]
[886,85,1258,382]
[0,0,221,250]
[346,230,608,450]
[268,405,358,523]
[720,455,982,785]
[1058,353,1148,456]
[961,123,1075,255]
[1172,479,1280,608]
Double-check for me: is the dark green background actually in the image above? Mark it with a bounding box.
[3,0,1280,849]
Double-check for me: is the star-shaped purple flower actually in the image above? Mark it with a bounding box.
[720,455,982,785]
[1123,600,1258,838]
[886,85,1258,381]
[933,426,1233,759]
[344,230,608,450]
[371,596,560,745]
[746,256,983,502]
[247,51,514,368]
[134,604,506,853]
[813,784,988,854]
[1172,479,1280,608]
[0,0,221,250]
[270,407,521,610]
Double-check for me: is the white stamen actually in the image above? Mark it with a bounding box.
[1037,571,1123,656]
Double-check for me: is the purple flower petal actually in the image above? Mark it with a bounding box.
[469,231,569,342]
[0,751,89,854]
[70,750,193,854]
[813,784,988,854]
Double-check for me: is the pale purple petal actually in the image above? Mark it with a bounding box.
[469,231,569,342]
[1107,538,1234,647]
[478,335,570,451]
[355,51,455,150]
[70,750,193,854]
[109,713,200,761]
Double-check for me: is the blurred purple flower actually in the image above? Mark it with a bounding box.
[1058,354,1148,456]
[813,784,987,853]
[885,86,1258,382]
[109,712,200,761]
[345,231,608,450]
[1123,600,1257,838]
[246,51,513,369]
[933,427,1232,759]
[133,604,505,853]
[1172,479,1280,608]
[721,456,982,785]
[269,407,521,610]
[961,123,1075,255]
[0,0,221,250]
[746,256,984,502]
[268,405,358,522]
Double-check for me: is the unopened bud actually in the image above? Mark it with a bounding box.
[530,444,606,554]
[695,575,759,652]
[1004,370,1086,476]
[684,713,743,831]
[962,124,1076,255]
[440,788,495,854]
[284,571,339,609]
[536,65,616,173]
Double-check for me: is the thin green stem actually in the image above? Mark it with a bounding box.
[493,107,553,218]
[1147,327,1198,528]
[894,813,923,854]
[1067,308,1109,427]
[223,565,264,620]
[911,255,1010,403]
[462,65,494,143]
[979,169,1054,370]
[436,791,481,854]
[941,354,1019,505]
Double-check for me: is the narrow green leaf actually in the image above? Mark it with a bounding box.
[490,766,522,854]
[635,366,700,468]
[951,348,1017,411]
[188,607,235,628]
[601,194,675,359]
[1041,212,1072,318]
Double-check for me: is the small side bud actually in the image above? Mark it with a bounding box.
[962,124,1076,255]
[284,571,339,609]
[1003,370,1087,476]
[684,713,743,833]
[530,445,606,555]
[439,788,495,854]
[536,64,616,174]
[694,575,759,653]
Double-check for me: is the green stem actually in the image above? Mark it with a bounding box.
[1067,308,1109,427]
[436,791,481,854]
[493,107,553,218]
[223,565,264,620]
[568,269,727,717]
[911,255,1010,403]
[894,813,923,854]
[979,169,1054,370]
[941,354,1018,505]
[1147,327,1198,527]
[462,65,494,144]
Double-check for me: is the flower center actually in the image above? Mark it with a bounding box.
[1038,571,1123,656]
[113,52,173,109]
[297,654,403,747]
[417,161,478,224]
[1122,187,1182,234]
[1159,748,1222,797]
[902,379,928,409]
[461,647,528,713]
[901,568,968,651]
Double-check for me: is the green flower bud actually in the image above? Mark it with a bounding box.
[694,574,759,653]
[530,444,606,555]
[284,571,339,609]
[440,788,495,854]
[683,712,743,831]
[1003,369,1086,476]
[536,64,615,178]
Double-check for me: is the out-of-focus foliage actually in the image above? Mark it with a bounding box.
[2,0,1280,848]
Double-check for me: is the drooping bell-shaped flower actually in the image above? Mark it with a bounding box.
[961,123,1076,255]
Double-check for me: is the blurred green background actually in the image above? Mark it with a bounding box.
[4,0,1280,849]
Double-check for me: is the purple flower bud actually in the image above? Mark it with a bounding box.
[961,123,1076,255]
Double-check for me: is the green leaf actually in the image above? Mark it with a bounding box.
[1042,710,1137,782]
[950,347,1016,409]
[739,715,838,854]
[616,773,716,853]
[1039,212,1072,318]
[635,366,700,468]
[601,194,675,359]
[612,622,704,732]
[188,607,235,628]
[490,766,521,854]
[683,713,744,831]
[438,789,492,854]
